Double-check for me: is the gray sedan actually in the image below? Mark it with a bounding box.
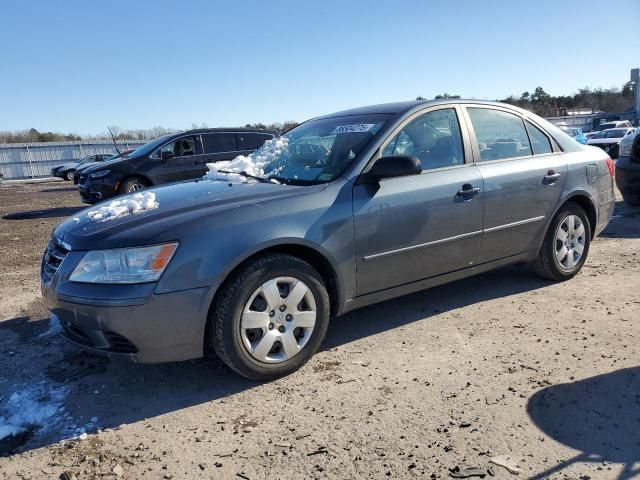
[41,100,615,380]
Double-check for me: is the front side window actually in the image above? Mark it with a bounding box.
[526,121,553,155]
[203,133,237,153]
[157,136,196,159]
[467,108,533,161]
[382,108,464,170]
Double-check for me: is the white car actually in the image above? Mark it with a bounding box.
[587,128,635,159]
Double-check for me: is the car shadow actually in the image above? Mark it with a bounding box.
[599,201,640,239]
[0,265,550,457]
[527,367,640,480]
[2,206,84,220]
[40,187,79,193]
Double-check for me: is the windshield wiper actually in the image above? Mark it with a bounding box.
[217,170,272,183]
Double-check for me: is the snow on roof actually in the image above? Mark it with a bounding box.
[86,191,159,222]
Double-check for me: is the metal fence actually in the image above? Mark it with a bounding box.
[0,140,147,180]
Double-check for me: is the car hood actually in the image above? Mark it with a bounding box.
[80,157,131,174]
[53,162,80,171]
[53,179,321,250]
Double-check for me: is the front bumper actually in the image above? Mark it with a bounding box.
[41,249,216,363]
[77,176,119,204]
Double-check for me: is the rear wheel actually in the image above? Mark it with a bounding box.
[64,171,74,181]
[119,177,149,194]
[210,253,330,380]
[530,202,591,281]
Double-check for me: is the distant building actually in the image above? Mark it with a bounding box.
[546,109,636,132]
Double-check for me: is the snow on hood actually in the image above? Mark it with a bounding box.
[86,191,159,222]
[204,136,288,183]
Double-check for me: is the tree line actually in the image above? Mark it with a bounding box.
[1,84,635,144]
[418,82,636,117]
[0,121,301,144]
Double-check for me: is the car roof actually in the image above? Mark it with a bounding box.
[178,128,278,135]
[313,99,530,120]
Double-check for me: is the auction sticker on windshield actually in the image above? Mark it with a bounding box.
[331,124,376,134]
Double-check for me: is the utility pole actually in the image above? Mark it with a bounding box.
[632,68,640,123]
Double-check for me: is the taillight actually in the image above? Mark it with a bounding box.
[605,157,614,176]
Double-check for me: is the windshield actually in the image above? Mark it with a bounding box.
[205,114,391,185]
[126,134,175,158]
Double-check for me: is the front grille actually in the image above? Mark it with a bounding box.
[42,238,69,282]
[78,174,87,184]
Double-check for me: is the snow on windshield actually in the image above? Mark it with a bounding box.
[204,137,288,183]
[86,191,159,222]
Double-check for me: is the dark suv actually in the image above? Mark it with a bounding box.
[77,129,275,203]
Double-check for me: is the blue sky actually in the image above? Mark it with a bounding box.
[1,0,638,135]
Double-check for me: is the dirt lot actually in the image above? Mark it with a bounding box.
[0,180,638,480]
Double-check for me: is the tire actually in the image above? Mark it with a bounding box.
[210,253,330,381]
[530,202,591,281]
[119,177,148,194]
[64,171,74,181]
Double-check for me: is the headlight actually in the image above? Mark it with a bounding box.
[90,170,110,179]
[70,243,178,284]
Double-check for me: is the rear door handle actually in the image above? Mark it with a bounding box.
[543,170,561,184]
[456,184,481,197]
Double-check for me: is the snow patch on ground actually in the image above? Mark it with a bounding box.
[86,191,159,222]
[204,136,288,183]
[0,382,68,441]
[37,315,62,339]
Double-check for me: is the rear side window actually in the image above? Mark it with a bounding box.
[467,108,532,161]
[238,133,273,150]
[202,133,237,154]
[526,121,553,155]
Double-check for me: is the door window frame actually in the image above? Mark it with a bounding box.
[359,104,474,180]
[150,134,202,159]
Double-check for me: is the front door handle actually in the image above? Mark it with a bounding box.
[456,184,481,197]
[543,170,561,184]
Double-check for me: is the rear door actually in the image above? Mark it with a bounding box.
[353,106,484,295]
[462,106,567,263]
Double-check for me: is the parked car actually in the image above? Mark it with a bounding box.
[77,129,275,203]
[587,128,635,159]
[593,120,633,132]
[561,127,587,145]
[51,154,113,181]
[615,128,640,205]
[42,100,615,380]
[73,149,135,185]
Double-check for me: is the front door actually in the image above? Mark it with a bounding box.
[463,106,567,263]
[353,107,484,296]
[152,135,202,184]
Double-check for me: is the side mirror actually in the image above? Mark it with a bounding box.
[368,155,422,181]
[162,151,175,161]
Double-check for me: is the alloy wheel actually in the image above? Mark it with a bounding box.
[554,214,586,271]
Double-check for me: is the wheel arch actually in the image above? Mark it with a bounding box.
[202,241,342,355]
[557,191,598,239]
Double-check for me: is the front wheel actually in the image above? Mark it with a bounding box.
[530,202,591,281]
[64,171,74,181]
[210,254,330,380]
[119,177,148,194]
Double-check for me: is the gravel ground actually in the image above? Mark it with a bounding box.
[0,180,638,480]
